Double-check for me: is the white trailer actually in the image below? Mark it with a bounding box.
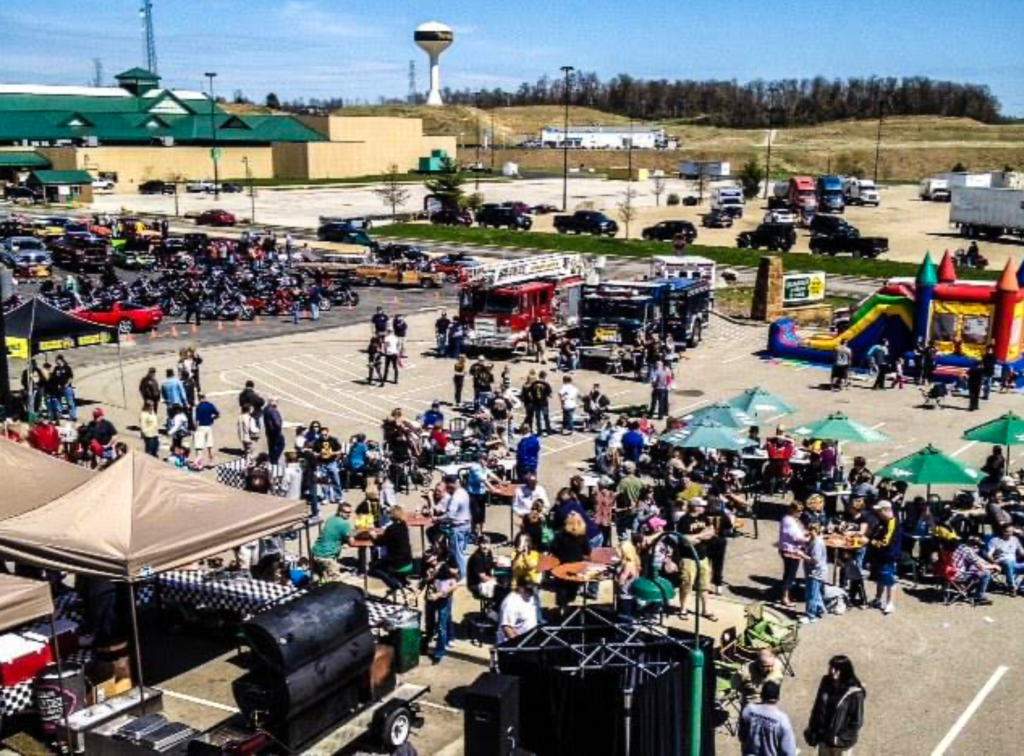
[842,178,880,207]
[710,187,744,216]
[950,187,1024,241]
[679,161,730,179]
[650,255,718,289]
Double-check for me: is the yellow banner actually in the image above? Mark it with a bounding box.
[5,336,28,360]
[37,338,75,352]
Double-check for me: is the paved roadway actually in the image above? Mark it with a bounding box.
[63,297,1024,756]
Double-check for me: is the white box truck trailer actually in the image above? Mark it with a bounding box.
[950,187,1024,241]
[842,178,880,207]
[711,187,744,217]
[919,177,950,201]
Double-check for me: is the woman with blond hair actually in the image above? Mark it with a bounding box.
[550,511,593,609]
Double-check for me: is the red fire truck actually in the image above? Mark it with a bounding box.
[459,254,594,352]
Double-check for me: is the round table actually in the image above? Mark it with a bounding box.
[550,561,612,606]
[823,533,867,584]
[537,554,561,573]
[406,513,434,560]
[350,529,381,591]
[490,483,516,541]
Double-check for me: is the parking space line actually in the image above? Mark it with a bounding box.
[951,441,977,458]
[932,665,1008,755]
[248,364,382,425]
[870,422,887,430]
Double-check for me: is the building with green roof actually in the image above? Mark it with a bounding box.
[0,68,456,193]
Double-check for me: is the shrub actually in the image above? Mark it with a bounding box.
[667,193,681,206]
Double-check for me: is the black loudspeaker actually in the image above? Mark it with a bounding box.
[464,672,520,756]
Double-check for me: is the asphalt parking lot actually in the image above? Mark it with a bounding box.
[61,299,1024,756]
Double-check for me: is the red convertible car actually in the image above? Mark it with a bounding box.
[196,209,237,227]
[72,302,164,334]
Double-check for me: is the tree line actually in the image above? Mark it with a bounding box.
[437,73,1003,127]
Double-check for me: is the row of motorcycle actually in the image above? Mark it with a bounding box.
[29,263,361,321]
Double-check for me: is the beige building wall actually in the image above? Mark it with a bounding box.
[36,146,274,189]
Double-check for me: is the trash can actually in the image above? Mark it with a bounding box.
[389,610,421,673]
[34,662,87,738]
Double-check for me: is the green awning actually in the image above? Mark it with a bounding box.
[0,152,50,168]
[28,170,93,186]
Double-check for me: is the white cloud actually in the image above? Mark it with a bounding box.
[279,1,388,39]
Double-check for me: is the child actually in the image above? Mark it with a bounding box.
[893,355,906,389]
[839,548,867,608]
[801,521,827,624]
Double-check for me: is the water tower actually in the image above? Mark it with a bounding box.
[414,21,453,107]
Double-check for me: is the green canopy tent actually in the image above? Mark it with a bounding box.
[661,419,748,452]
[682,402,753,430]
[727,387,796,420]
[962,412,1024,473]
[793,413,889,444]
[876,444,981,498]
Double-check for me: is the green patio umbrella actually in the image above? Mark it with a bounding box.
[963,412,1024,465]
[793,413,889,444]
[661,419,748,452]
[875,444,980,497]
[727,387,796,419]
[684,402,753,430]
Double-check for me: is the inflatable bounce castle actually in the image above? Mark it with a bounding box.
[769,252,1024,373]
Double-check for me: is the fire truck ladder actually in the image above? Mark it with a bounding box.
[462,253,595,289]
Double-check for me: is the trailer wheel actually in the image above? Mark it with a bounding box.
[375,703,413,748]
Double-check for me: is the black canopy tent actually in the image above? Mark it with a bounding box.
[2,297,124,413]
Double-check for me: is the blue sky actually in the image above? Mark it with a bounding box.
[2,0,1022,114]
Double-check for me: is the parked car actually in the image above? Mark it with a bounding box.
[317,222,373,245]
[641,220,698,243]
[809,221,889,258]
[808,214,848,236]
[196,209,237,227]
[92,179,115,194]
[477,206,533,230]
[186,180,215,193]
[432,252,480,282]
[72,301,164,334]
[138,180,176,195]
[700,210,734,229]
[736,223,797,252]
[50,235,111,271]
[1,235,48,260]
[112,241,157,270]
[531,203,559,215]
[430,208,473,226]
[353,264,443,288]
[764,209,798,224]
[682,196,699,207]
[553,210,617,236]
[375,244,430,265]
[1,238,52,279]
[3,186,42,203]
[219,182,244,193]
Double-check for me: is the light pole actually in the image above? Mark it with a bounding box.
[205,72,220,200]
[490,106,496,172]
[763,85,779,199]
[243,156,255,224]
[474,92,482,191]
[873,95,887,183]
[561,65,574,212]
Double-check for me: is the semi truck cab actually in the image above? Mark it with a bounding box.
[789,176,818,212]
[817,175,845,213]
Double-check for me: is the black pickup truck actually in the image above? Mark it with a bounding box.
[553,210,619,236]
[50,235,111,271]
[736,223,796,252]
[809,220,888,258]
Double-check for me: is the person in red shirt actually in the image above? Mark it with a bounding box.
[765,427,794,493]
[28,419,61,455]
[429,421,450,453]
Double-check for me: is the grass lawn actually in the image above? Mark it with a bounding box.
[375,223,1001,282]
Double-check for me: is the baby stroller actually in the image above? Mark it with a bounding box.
[922,381,948,409]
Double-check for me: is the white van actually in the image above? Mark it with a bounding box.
[711,187,744,217]
[919,178,950,201]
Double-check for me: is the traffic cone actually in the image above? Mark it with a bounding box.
[255,315,263,326]
[189,324,199,334]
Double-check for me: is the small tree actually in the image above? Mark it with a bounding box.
[738,158,764,200]
[462,192,485,213]
[265,92,281,110]
[372,163,412,220]
[617,187,638,240]
[424,157,465,209]
[666,193,680,206]
[652,176,667,206]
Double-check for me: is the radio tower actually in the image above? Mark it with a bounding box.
[140,1,158,74]
[407,60,417,104]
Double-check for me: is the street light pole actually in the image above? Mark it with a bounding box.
[205,72,220,200]
[490,106,496,172]
[475,93,482,192]
[561,65,574,212]
[763,85,779,199]
[243,156,255,224]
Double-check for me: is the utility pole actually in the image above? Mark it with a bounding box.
[763,85,779,199]
[627,112,634,182]
[407,60,417,104]
[561,65,574,212]
[140,1,158,74]
[490,107,496,172]
[243,156,255,224]
[0,270,11,416]
[873,95,886,183]
[474,93,482,191]
[205,72,220,200]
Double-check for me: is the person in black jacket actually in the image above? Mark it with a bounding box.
[804,655,865,754]
[370,506,414,591]
[550,512,592,609]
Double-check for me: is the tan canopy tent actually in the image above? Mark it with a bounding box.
[0,574,54,632]
[0,450,307,580]
[0,438,96,519]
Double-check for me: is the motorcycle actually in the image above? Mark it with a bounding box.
[954,248,988,270]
